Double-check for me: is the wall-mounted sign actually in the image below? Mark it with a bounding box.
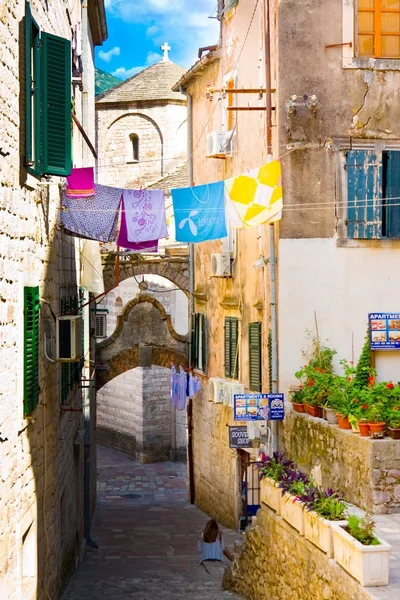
[369,313,400,350]
[229,426,251,448]
[233,393,285,422]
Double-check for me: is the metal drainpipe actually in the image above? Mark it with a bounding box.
[81,5,97,549]
[263,0,279,452]
[179,85,195,503]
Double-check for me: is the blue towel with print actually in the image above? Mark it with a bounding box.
[171,181,227,243]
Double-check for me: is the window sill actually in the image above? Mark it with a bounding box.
[126,160,139,164]
[343,57,400,71]
[337,238,400,249]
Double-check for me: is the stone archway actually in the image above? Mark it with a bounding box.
[102,255,190,295]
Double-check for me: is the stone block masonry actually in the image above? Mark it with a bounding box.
[281,409,400,514]
[224,505,374,600]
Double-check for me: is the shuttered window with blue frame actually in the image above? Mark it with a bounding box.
[347,149,400,239]
[25,1,72,178]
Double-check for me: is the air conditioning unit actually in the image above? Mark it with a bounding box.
[209,377,225,403]
[211,252,232,277]
[223,382,245,407]
[56,315,83,362]
[206,130,234,158]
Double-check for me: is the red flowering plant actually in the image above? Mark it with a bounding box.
[368,381,400,425]
[295,343,337,408]
[325,359,363,417]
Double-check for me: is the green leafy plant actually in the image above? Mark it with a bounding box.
[289,387,304,404]
[346,514,380,546]
[258,453,294,483]
[313,490,347,521]
[388,408,400,429]
[366,402,385,424]
[353,324,375,390]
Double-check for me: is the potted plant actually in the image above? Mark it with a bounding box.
[304,489,347,558]
[331,514,391,586]
[278,470,311,535]
[388,408,400,440]
[366,403,386,435]
[258,453,294,515]
[323,401,338,424]
[289,387,305,413]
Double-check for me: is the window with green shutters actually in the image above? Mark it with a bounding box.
[249,322,262,392]
[25,1,72,178]
[24,286,40,416]
[60,290,83,404]
[191,313,207,372]
[224,317,239,379]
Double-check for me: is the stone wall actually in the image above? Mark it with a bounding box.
[191,375,240,529]
[224,505,372,600]
[0,2,100,598]
[97,366,181,462]
[280,408,400,514]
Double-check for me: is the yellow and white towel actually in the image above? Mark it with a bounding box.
[225,160,282,228]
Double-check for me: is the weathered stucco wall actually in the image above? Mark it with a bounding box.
[278,238,400,388]
[280,409,400,514]
[224,505,372,600]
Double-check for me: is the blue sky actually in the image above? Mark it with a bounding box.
[96,0,220,80]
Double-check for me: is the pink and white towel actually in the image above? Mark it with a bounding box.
[123,189,168,243]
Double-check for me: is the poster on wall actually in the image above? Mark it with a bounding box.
[369,313,400,350]
[233,393,285,421]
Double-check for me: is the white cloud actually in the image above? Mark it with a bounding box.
[105,0,219,68]
[146,51,162,65]
[98,46,121,63]
[111,65,142,79]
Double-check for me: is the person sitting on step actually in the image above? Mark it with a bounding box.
[198,518,233,563]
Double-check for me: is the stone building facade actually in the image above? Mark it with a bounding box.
[95,54,187,189]
[0,1,107,598]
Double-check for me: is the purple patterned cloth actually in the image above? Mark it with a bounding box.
[61,184,122,242]
[123,189,168,243]
[117,196,158,252]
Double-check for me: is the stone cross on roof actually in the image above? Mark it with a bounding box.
[161,42,171,62]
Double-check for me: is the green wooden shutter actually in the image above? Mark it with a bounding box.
[224,317,231,377]
[230,318,239,379]
[249,322,262,392]
[385,151,400,239]
[347,150,382,239]
[41,32,72,176]
[201,314,207,373]
[24,286,40,416]
[25,2,41,175]
[25,1,32,165]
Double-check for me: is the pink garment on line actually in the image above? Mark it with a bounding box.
[117,196,158,252]
[66,167,95,198]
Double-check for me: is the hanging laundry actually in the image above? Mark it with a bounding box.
[80,240,105,295]
[72,20,83,77]
[171,181,227,243]
[224,160,283,228]
[123,189,168,243]
[170,365,187,411]
[188,373,201,399]
[61,184,122,242]
[117,196,158,252]
[66,167,95,198]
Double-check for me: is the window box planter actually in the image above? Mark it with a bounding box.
[292,402,304,414]
[281,492,305,535]
[331,523,391,587]
[304,511,347,558]
[304,404,323,419]
[260,477,281,515]
[389,427,400,440]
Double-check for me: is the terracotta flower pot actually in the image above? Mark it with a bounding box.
[369,422,386,434]
[305,404,323,418]
[337,414,352,429]
[358,422,370,437]
[389,427,400,440]
[292,402,305,413]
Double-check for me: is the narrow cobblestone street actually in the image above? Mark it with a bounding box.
[62,446,240,600]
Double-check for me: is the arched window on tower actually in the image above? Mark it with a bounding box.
[130,134,139,162]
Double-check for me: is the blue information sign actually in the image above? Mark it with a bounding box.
[369,313,400,350]
[233,393,285,422]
